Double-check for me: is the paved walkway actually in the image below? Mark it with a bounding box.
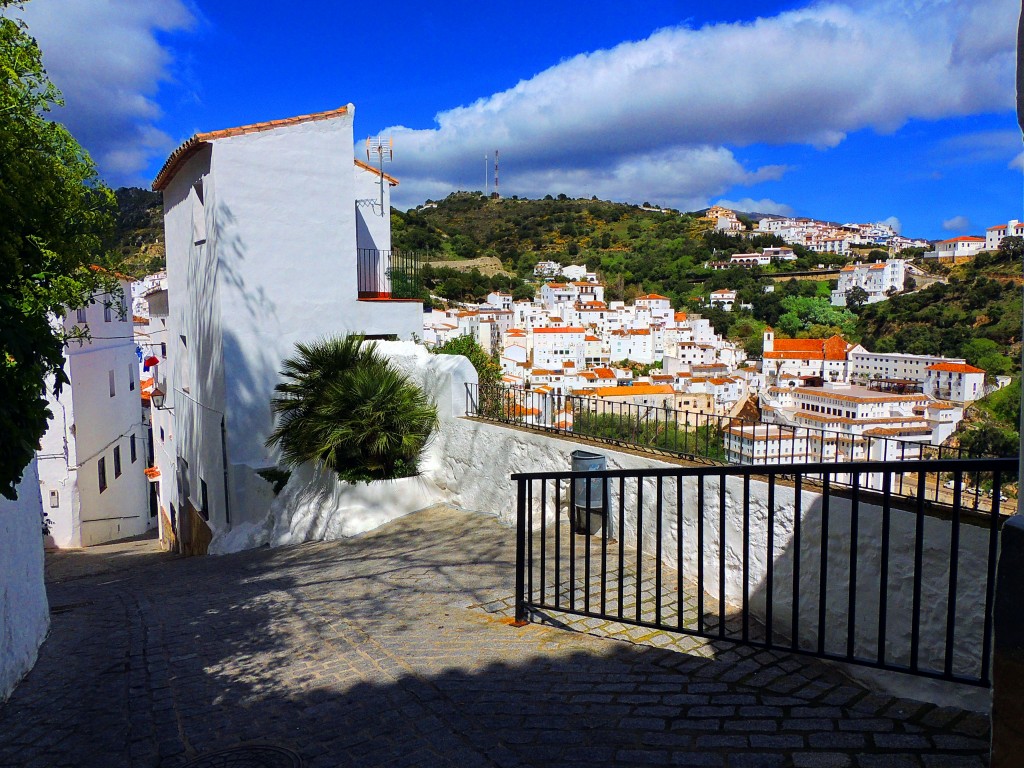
[0,506,988,768]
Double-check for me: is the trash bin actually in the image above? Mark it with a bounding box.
[571,449,607,534]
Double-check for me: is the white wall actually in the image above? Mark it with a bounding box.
[38,286,150,548]
[0,460,49,702]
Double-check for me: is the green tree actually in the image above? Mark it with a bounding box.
[432,334,501,385]
[1,4,118,499]
[998,235,1024,261]
[845,286,869,313]
[266,336,438,482]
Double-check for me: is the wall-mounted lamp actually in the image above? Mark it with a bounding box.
[150,388,173,411]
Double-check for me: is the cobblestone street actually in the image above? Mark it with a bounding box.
[0,506,989,767]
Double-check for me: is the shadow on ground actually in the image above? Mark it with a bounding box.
[0,507,990,768]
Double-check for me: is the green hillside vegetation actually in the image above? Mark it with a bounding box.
[856,249,1021,377]
[100,187,164,277]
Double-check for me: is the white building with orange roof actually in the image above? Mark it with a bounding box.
[760,327,853,383]
[985,220,1024,251]
[610,328,656,364]
[831,259,906,306]
[924,362,986,404]
[635,294,673,321]
[709,289,737,311]
[531,326,586,369]
[588,384,676,411]
[755,383,941,463]
[926,236,986,262]
[152,104,422,551]
[846,347,970,386]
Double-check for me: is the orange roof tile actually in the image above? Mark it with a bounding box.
[153,105,352,190]
[533,326,586,334]
[353,157,400,186]
[637,294,670,301]
[927,362,985,374]
[595,384,674,397]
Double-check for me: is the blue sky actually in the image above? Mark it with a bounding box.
[13,0,1021,239]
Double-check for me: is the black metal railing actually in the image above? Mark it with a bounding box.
[356,248,423,300]
[467,382,985,504]
[512,457,1016,686]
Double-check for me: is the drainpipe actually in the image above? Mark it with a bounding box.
[220,416,231,526]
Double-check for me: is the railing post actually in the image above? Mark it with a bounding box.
[991,514,1024,766]
[514,476,529,625]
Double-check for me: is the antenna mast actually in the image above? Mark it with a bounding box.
[365,136,393,216]
[494,149,499,199]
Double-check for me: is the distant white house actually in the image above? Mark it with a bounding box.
[924,362,986,404]
[831,260,906,306]
[709,289,737,311]
[151,104,423,553]
[38,278,151,548]
[985,220,1024,252]
[925,236,986,262]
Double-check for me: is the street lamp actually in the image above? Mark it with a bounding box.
[150,388,173,411]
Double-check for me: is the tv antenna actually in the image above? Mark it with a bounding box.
[365,136,393,216]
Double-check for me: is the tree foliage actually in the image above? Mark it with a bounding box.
[1,4,117,499]
[266,336,438,483]
[431,334,502,385]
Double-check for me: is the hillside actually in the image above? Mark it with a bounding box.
[394,192,845,305]
[101,187,164,278]
[856,248,1021,376]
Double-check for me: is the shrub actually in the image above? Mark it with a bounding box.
[266,336,438,483]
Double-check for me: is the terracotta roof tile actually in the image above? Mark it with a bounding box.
[153,105,352,190]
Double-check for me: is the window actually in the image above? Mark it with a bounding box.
[98,458,107,492]
[113,446,122,478]
[200,479,209,521]
[104,302,112,322]
[108,370,116,398]
[76,307,87,323]
[129,365,135,392]
[160,342,167,358]
[159,426,165,442]
[130,434,137,463]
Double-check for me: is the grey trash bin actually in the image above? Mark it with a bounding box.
[571,450,607,534]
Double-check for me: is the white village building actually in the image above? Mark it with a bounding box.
[831,260,906,306]
[37,279,151,548]
[150,105,422,553]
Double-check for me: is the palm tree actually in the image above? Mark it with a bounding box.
[266,335,438,482]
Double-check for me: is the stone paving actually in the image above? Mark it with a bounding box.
[0,505,989,768]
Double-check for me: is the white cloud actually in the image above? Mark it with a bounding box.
[881,216,902,234]
[938,129,1023,166]
[942,215,971,232]
[14,0,194,186]
[386,0,1015,209]
[715,198,794,216]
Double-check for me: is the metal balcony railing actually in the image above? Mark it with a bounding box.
[512,457,1017,686]
[465,382,995,505]
[356,248,423,300]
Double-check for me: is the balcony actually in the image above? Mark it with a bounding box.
[356,248,423,301]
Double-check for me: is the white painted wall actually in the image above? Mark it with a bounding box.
[159,108,422,539]
[38,285,150,548]
[0,460,49,702]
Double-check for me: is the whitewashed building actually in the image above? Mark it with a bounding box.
[924,362,987,404]
[831,260,906,306]
[926,236,986,261]
[38,280,151,548]
[984,220,1024,251]
[151,105,422,553]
